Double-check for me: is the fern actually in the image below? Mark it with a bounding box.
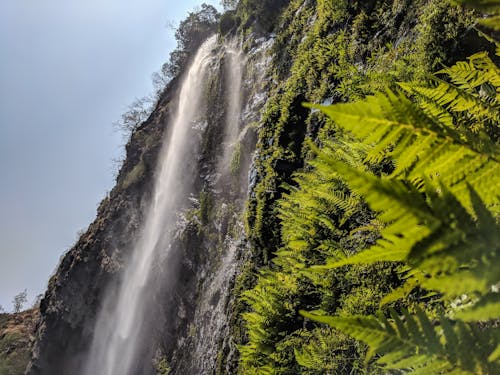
[306,90,500,213]
[400,52,500,142]
[240,3,500,372]
[455,293,500,321]
[301,308,500,374]
[293,328,362,373]
[317,169,500,298]
[295,51,500,374]
[453,0,500,31]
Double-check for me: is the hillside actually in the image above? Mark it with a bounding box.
[0,309,38,375]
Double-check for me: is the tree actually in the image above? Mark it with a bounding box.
[238,0,289,32]
[151,4,220,94]
[114,96,153,134]
[221,0,238,10]
[164,4,220,80]
[12,290,27,313]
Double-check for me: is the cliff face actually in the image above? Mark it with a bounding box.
[27,77,176,374]
[26,0,492,374]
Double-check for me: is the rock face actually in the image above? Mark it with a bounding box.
[26,1,491,374]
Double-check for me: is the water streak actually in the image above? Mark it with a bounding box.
[173,36,275,373]
[187,40,246,373]
[218,41,245,181]
[84,36,218,375]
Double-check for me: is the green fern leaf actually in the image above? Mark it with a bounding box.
[301,308,500,374]
[455,293,500,321]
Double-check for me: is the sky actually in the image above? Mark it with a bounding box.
[0,0,220,311]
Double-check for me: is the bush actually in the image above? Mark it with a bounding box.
[219,10,239,35]
[238,0,289,32]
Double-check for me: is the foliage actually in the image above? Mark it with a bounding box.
[12,290,27,314]
[296,50,500,374]
[236,0,289,33]
[245,0,479,262]
[114,96,153,135]
[302,308,500,374]
[239,1,500,373]
[0,309,37,375]
[174,4,219,54]
[221,0,238,11]
[219,10,239,35]
[121,159,146,189]
[154,357,171,375]
[453,0,500,30]
[153,4,220,92]
[230,142,242,176]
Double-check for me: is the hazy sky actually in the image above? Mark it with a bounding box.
[0,0,219,311]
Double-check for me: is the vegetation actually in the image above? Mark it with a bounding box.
[153,3,220,93]
[0,309,38,375]
[236,0,289,33]
[236,0,500,373]
[299,50,500,373]
[244,0,480,263]
[114,96,154,135]
[117,4,221,144]
[12,290,27,314]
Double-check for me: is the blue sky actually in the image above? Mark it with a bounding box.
[0,0,219,311]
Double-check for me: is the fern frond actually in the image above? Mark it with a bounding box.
[301,308,500,374]
[379,276,420,307]
[455,292,500,321]
[308,91,500,213]
[312,161,439,268]
[318,165,500,299]
[293,328,357,372]
[438,52,500,91]
[480,15,500,31]
[402,80,499,127]
[452,0,500,13]
[489,344,500,362]
[400,52,500,143]
[409,186,500,297]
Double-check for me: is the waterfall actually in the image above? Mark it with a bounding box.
[184,40,246,373]
[83,36,218,375]
[167,35,274,374]
[218,40,245,183]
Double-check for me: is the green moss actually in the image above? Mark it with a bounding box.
[122,160,146,189]
[155,358,171,375]
[229,142,242,176]
[199,190,213,225]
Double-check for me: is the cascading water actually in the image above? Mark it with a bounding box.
[168,35,275,374]
[83,36,218,375]
[218,41,245,181]
[184,40,246,374]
